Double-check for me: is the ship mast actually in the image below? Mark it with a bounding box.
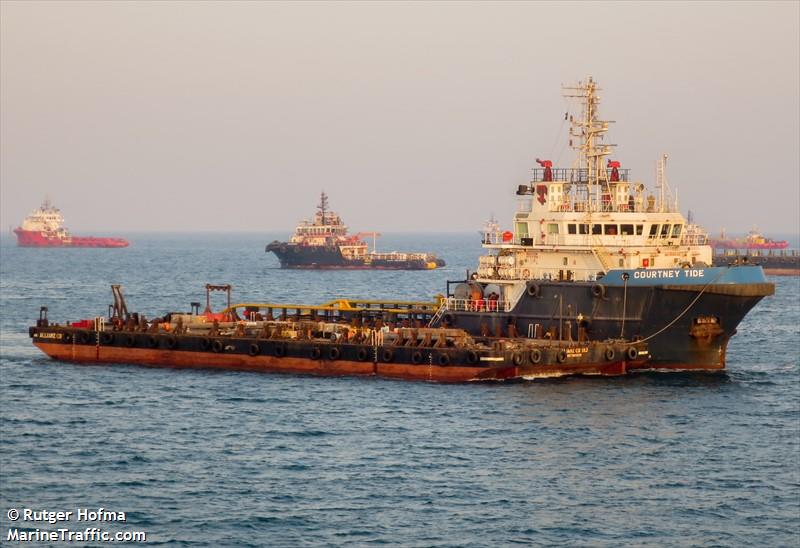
[563,77,615,211]
[317,191,329,225]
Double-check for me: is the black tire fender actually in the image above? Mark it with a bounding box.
[357,347,369,361]
[125,334,136,347]
[310,347,321,360]
[212,339,224,353]
[437,352,450,366]
[466,350,479,364]
[530,348,542,364]
[165,336,177,349]
[274,343,286,358]
[411,351,423,364]
[328,346,341,360]
[556,349,568,363]
[100,332,114,345]
[592,284,606,299]
[200,338,212,351]
[626,346,639,361]
[147,336,159,348]
[249,343,260,356]
[512,352,524,366]
[382,348,394,362]
[605,347,616,361]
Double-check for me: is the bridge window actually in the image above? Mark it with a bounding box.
[579,224,590,235]
[568,224,577,235]
[649,224,659,238]
[516,222,529,238]
[604,224,618,235]
[547,223,559,234]
[671,224,683,238]
[621,224,634,235]
[592,224,602,235]
[636,224,644,235]
[660,224,671,238]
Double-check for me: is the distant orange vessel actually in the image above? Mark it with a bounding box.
[13,199,129,248]
[709,228,788,250]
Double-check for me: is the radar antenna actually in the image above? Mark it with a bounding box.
[562,76,616,210]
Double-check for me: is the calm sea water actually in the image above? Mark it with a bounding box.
[1,233,798,546]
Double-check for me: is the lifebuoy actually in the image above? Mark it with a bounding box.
[310,347,321,360]
[212,339,224,353]
[126,335,136,347]
[382,348,394,362]
[100,332,114,345]
[437,353,450,366]
[466,350,479,364]
[357,347,369,361]
[166,336,177,349]
[530,348,542,364]
[512,352,524,366]
[527,283,540,297]
[592,284,606,299]
[274,343,286,357]
[411,351,423,364]
[605,347,615,361]
[328,346,341,360]
[249,343,260,356]
[147,336,159,348]
[626,346,639,360]
[556,349,568,363]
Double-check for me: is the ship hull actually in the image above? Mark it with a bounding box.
[14,229,128,248]
[266,242,443,270]
[442,267,773,371]
[29,329,641,383]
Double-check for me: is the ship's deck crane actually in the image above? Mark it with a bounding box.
[354,232,381,253]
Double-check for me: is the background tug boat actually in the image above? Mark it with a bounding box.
[13,198,129,248]
[428,77,774,371]
[27,284,648,382]
[266,192,445,270]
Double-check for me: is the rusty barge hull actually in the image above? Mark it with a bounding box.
[30,329,641,383]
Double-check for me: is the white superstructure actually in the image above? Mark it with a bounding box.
[18,198,70,238]
[476,77,711,285]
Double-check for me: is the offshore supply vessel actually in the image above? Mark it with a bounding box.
[28,284,648,382]
[709,228,789,250]
[426,77,774,371]
[710,229,799,276]
[26,78,774,377]
[266,192,445,270]
[13,199,129,248]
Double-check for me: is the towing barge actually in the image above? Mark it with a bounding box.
[28,284,648,382]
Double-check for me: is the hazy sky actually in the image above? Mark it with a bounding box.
[1,1,798,235]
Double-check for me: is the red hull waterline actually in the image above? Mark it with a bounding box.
[33,342,636,383]
[14,229,128,248]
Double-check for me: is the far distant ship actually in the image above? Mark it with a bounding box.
[266,192,445,270]
[13,199,129,248]
[709,228,789,250]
